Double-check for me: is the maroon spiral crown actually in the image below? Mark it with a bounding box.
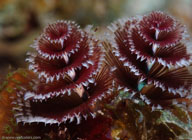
[13,20,113,125]
[105,11,192,110]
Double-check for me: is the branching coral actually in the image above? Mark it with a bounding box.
[105,11,192,110]
[13,20,113,125]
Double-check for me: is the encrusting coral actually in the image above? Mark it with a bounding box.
[0,69,43,138]
[105,11,192,111]
[13,20,113,125]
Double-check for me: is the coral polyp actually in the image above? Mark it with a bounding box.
[106,11,192,110]
[13,20,113,125]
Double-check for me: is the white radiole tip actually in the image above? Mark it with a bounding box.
[152,43,159,54]
[67,68,76,80]
[155,28,160,40]
[63,52,69,64]
[74,84,85,98]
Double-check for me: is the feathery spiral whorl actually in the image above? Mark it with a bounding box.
[14,20,113,125]
[106,11,192,110]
